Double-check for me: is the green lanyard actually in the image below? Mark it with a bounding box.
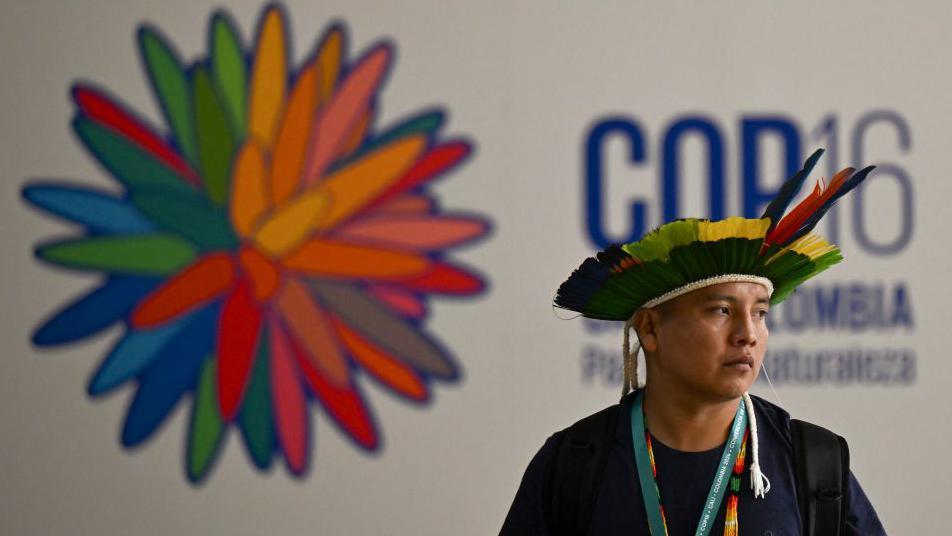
[630,393,747,536]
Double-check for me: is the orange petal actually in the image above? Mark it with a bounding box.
[230,140,270,237]
[310,135,427,231]
[276,279,350,387]
[270,64,318,205]
[283,238,430,280]
[238,246,281,301]
[331,314,426,401]
[304,45,391,183]
[131,253,235,327]
[314,26,342,106]
[247,7,287,148]
[251,189,331,257]
[332,215,488,251]
[364,141,470,212]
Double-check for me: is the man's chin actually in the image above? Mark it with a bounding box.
[700,377,755,401]
[715,367,760,396]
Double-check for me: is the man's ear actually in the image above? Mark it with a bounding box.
[633,308,661,353]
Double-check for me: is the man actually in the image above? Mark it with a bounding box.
[501,150,887,535]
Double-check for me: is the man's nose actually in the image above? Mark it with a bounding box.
[732,313,758,346]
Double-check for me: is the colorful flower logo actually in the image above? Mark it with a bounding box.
[22,5,489,482]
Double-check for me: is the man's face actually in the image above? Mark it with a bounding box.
[643,282,770,401]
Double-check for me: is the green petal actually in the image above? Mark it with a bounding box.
[36,234,197,275]
[73,117,199,198]
[131,191,238,251]
[211,14,247,137]
[139,28,198,167]
[187,356,226,482]
[369,110,442,149]
[193,65,237,205]
[239,327,273,469]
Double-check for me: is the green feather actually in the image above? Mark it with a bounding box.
[575,218,842,317]
[622,219,699,262]
[770,249,843,303]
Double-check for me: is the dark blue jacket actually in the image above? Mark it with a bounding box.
[501,394,886,535]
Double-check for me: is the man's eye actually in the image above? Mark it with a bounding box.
[715,306,730,315]
[757,309,769,318]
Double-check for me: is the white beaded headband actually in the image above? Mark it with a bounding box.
[640,274,774,310]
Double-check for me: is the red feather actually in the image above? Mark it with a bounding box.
[766,167,854,246]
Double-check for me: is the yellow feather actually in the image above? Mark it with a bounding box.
[767,233,837,263]
[698,217,769,242]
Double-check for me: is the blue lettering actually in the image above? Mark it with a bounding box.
[815,285,841,329]
[661,116,726,221]
[892,283,914,328]
[741,117,802,217]
[584,117,649,248]
[851,111,915,255]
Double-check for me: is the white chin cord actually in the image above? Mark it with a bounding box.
[743,392,771,499]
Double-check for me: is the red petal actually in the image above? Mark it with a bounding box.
[131,253,235,328]
[269,317,309,474]
[366,284,426,318]
[397,263,484,295]
[291,333,379,450]
[217,278,264,420]
[73,85,202,187]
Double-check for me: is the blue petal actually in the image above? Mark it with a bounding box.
[121,305,218,447]
[22,183,155,234]
[32,276,159,346]
[88,313,194,396]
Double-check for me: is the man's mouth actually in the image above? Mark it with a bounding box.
[723,357,754,369]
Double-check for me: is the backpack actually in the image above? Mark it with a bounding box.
[542,396,849,536]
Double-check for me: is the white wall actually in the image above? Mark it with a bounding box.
[2,1,948,533]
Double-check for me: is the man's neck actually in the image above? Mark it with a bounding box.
[641,382,740,452]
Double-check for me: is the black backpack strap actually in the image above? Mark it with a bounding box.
[543,402,622,536]
[790,419,850,536]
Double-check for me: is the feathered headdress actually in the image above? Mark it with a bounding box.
[554,149,874,500]
[555,149,874,320]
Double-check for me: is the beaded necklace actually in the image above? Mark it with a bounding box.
[633,394,750,536]
[644,429,749,536]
